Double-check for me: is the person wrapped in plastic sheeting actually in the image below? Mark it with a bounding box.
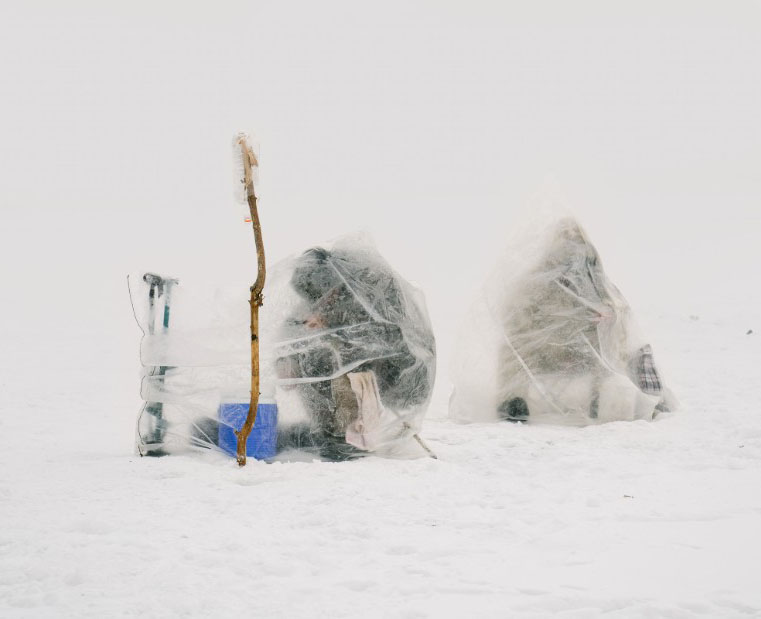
[267,238,436,460]
[449,216,676,425]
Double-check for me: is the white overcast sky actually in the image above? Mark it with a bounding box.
[1,1,759,388]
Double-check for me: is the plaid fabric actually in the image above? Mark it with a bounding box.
[630,345,662,395]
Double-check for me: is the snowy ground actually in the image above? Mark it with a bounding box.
[2,308,760,618]
[2,1,760,616]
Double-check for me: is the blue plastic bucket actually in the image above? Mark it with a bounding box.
[218,400,278,459]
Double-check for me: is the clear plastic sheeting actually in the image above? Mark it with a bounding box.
[130,234,436,460]
[260,235,436,460]
[450,215,675,426]
[129,273,250,457]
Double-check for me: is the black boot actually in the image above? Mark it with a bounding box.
[498,397,530,422]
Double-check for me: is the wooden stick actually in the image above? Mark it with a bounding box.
[235,136,266,466]
[388,411,437,459]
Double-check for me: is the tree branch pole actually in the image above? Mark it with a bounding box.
[235,136,266,466]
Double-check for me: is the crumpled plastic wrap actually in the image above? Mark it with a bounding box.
[449,215,675,425]
[261,235,436,459]
[129,273,251,457]
[130,234,436,460]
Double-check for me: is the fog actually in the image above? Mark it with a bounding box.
[2,0,759,406]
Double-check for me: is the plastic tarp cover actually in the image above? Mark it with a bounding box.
[130,234,436,460]
[449,214,675,425]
